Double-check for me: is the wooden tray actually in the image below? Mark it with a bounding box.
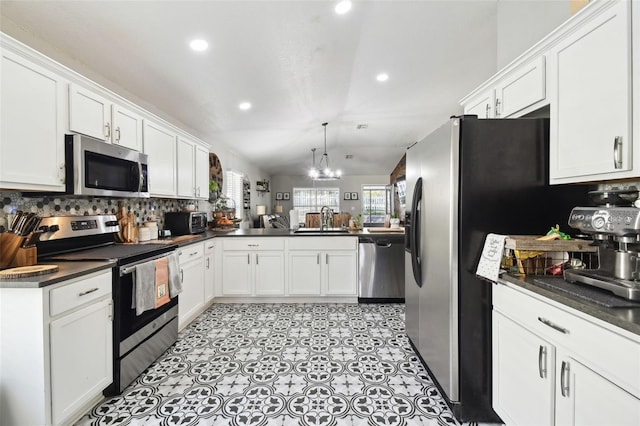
[0,264,59,279]
[505,235,596,252]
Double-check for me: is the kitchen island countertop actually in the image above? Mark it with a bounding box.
[499,273,640,337]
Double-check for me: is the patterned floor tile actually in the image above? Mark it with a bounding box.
[75,303,459,426]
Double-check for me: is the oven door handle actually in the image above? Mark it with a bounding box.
[120,251,175,276]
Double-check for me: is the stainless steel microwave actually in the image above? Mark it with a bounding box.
[65,134,149,198]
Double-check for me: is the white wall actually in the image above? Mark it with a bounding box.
[269,175,389,217]
[496,0,572,69]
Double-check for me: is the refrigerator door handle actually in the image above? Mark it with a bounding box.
[410,177,423,287]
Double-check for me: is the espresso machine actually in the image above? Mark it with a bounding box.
[566,188,640,301]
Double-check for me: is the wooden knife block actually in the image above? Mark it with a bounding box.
[0,233,36,269]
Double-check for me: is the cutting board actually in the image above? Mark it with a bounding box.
[0,264,59,279]
[366,227,404,233]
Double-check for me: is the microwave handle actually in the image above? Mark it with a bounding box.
[137,162,144,193]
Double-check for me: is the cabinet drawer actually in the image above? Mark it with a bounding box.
[178,242,204,263]
[223,238,284,251]
[494,281,640,397]
[204,240,216,253]
[288,236,357,251]
[50,271,112,317]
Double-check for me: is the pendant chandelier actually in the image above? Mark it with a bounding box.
[309,122,342,180]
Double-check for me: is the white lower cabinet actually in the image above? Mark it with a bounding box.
[50,298,112,425]
[288,237,358,297]
[204,240,216,303]
[493,281,640,426]
[221,238,285,296]
[177,242,205,330]
[0,269,113,426]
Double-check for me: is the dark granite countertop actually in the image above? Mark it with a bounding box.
[0,260,116,289]
[498,273,640,337]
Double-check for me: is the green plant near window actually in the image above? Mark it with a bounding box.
[391,213,399,219]
[209,180,219,193]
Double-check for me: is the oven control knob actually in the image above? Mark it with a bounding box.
[48,225,60,233]
[592,216,606,229]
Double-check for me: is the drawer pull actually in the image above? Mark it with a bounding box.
[560,360,570,397]
[189,251,198,256]
[538,345,547,379]
[248,244,259,247]
[78,287,99,297]
[207,244,214,250]
[537,317,569,334]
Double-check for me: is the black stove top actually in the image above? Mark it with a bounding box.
[43,243,177,264]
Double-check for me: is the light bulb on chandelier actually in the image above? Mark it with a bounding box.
[308,122,342,180]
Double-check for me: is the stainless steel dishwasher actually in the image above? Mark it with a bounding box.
[358,234,405,302]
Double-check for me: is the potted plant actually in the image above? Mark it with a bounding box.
[390,213,401,229]
[209,180,219,203]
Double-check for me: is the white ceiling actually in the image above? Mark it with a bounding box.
[0,0,499,177]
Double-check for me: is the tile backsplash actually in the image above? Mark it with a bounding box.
[0,192,213,230]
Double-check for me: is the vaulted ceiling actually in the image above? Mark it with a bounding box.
[0,1,499,176]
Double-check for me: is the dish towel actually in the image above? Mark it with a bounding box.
[154,257,171,308]
[133,259,157,315]
[167,251,182,297]
[476,233,507,283]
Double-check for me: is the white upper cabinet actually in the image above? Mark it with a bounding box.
[549,0,633,183]
[195,144,210,200]
[143,120,177,197]
[495,56,546,118]
[462,56,546,119]
[0,48,66,192]
[464,89,496,119]
[177,136,209,200]
[69,84,143,151]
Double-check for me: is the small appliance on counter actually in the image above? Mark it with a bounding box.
[164,211,207,235]
[566,188,640,301]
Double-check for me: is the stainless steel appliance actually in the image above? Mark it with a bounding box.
[65,134,149,198]
[37,215,178,395]
[358,235,405,302]
[164,211,207,235]
[405,116,590,422]
[565,190,640,301]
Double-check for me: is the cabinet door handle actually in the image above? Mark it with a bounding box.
[180,269,184,283]
[560,360,570,397]
[206,258,210,269]
[538,345,547,378]
[115,127,121,143]
[537,317,569,334]
[197,187,201,197]
[495,98,501,117]
[59,163,66,184]
[317,253,320,264]
[613,136,623,169]
[105,122,111,138]
[326,253,329,264]
[78,287,99,297]
[247,253,250,264]
[485,103,491,118]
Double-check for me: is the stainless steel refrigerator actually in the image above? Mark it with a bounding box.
[404,115,590,422]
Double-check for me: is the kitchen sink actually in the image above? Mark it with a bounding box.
[294,227,349,234]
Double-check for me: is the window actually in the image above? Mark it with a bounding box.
[292,187,340,219]
[224,170,244,216]
[362,185,392,226]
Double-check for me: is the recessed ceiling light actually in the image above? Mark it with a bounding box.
[335,1,352,15]
[189,39,208,52]
[376,73,389,82]
[239,102,252,111]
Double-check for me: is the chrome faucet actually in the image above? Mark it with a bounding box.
[320,206,334,231]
